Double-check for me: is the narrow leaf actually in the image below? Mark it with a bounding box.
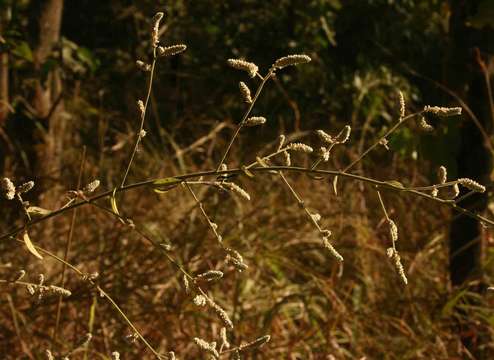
[22,231,43,259]
[152,177,181,193]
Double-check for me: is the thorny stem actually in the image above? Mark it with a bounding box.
[120,48,158,188]
[216,71,274,172]
[2,166,493,243]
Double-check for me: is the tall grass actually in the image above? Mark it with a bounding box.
[1,11,493,360]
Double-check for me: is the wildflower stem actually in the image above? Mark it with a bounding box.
[120,48,157,188]
[52,146,86,346]
[2,165,494,243]
[216,70,273,172]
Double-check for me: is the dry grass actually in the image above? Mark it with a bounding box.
[1,11,494,360]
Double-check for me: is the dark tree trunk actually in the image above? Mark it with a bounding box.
[447,0,492,287]
[447,0,493,357]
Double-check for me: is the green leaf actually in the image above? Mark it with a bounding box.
[151,177,181,193]
[384,180,405,189]
[12,41,33,62]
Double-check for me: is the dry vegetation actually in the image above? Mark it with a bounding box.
[1,10,494,360]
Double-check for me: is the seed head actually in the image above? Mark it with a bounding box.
[423,105,462,117]
[287,143,313,153]
[239,82,252,104]
[244,116,266,127]
[418,116,434,131]
[272,54,311,70]
[2,178,16,200]
[438,166,447,184]
[17,181,34,194]
[157,44,187,57]
[387,219,398,243]
[151,12,164,48]
[457,178,486,193]
[227,59,258,78]
[316,129,334,144]
[193,295,207,306]
[136,60,151,71]
[399,91,406,119]
[322,237,343,262]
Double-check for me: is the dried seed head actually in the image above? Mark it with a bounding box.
[46,350,54,360]
[457,178,486,193]
[423,105,462,117]
[151,12,164,48]
[224,182,251,200]
[335,125,351,144]
[17,181,34,194]
[244,116,267,127]
[386,247,395,258]
[220,163,228,172]
[49,285,72,297]
[318,147,330,162]
[438,166,447,184]
[379,138,389,150]
[193,337,219,358]
[239,335,271,351]
[136,60,151,72]
[392,252,408,285]
[193,295,207,306]
[387,219,398,243]
[111,352,120,360]
[182,275,190,293]
[167,352,176,360]
[2,178,16,200]
[399,91,406,119]
[207,298,233,329]
[196,270,224,281]
[157,44,187,57]
[272,54,311,70]
[316,129,334,144]
[225,248,248,272]
[431,187,438,198]
[84,180,100,193]
[287,143,313,153]
[27,284,35,295]
[137,100,145,116]
[418,116,434,131]
[239,82,252,104]
[311,212,321,222]
[139,129,147,138]
[227,59,259,78]
[322,237,343,262]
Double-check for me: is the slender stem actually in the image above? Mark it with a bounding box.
[2,165,493,243]
[120,49,158,188]
[343,112,420,172]
[12,238,163,359]
[52,146,86,345]
[216,71,273,171]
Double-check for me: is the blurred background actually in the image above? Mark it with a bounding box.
[1,0,494,358]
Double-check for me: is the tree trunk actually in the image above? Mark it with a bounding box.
[30,0,65,209]
[447,0,493,356]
